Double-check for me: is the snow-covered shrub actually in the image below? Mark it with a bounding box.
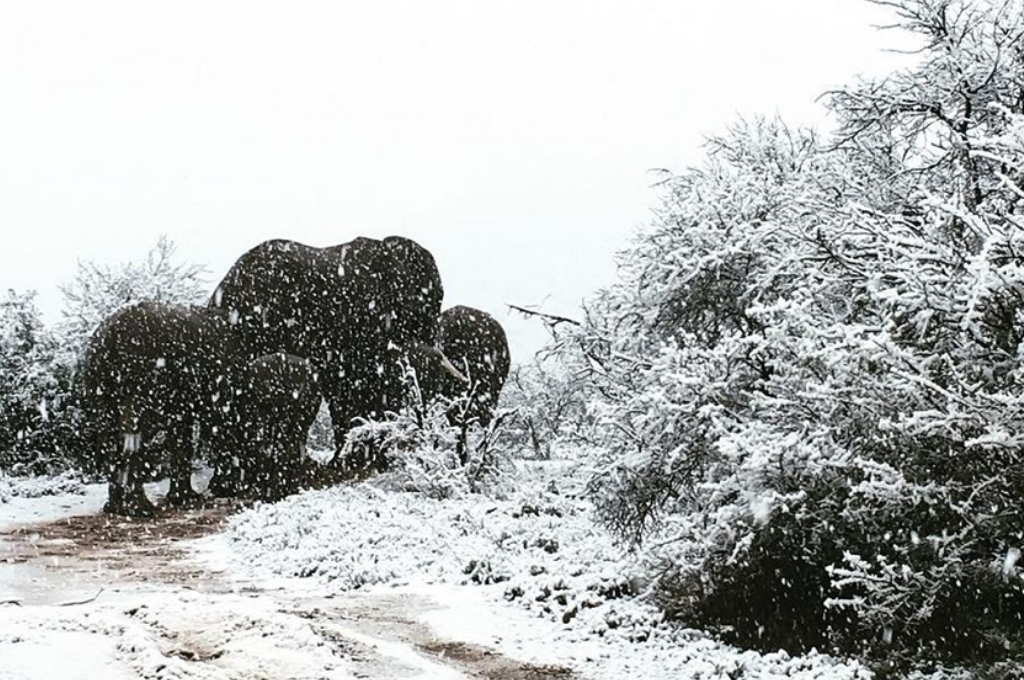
[226,462,658,635]
[498,348,594,459]
[339,398,514,499]
[0,290,74,474]
[575,1,1024,670]
[1,470,85,498]
[57,235,208,362]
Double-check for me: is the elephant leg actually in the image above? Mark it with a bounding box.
[207,455,243,498]
[271,432,302,500]
[283,439,303,497]
[122,448,158,518]
[102,421,133,515]
[103,447,127,516]
[240,426,269,499]
[264,434,288,501]
[456,424,469,467]
[103,431,156,517]
[256,443,279,502]
[165,423,203,508]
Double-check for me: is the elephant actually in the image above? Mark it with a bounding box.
[405,305,510,462]
[437,306,511,429]
[76,301,237,517]
[209,235,445,473]
[210,352,321,501]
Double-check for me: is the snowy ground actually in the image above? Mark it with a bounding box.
[0,461,911,680]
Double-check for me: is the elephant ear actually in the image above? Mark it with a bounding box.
[382,236,443,345]
[325,237,391,331]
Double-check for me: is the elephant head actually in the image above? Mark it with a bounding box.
[436,305,511,429]
[399,306,510,464]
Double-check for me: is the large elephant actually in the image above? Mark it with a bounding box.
[209,235,444,472]
[405,305,510,462]
[211,352,321,501]
[76,302,237,517]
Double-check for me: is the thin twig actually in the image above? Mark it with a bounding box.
[506,303,581,327]
[56,589,104,607]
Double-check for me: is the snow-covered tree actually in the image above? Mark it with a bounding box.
[498,348,593,459]
[0,290,69,473]
[575,0,1024,668]
[57,234,208,362]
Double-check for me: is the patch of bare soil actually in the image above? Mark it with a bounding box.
[418,641,576,680]
[0,499,240,583]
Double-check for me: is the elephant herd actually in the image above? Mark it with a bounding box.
[76,236,511,517]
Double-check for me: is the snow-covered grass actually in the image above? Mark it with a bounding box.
[0,476,101,529]
[228,460,655,630]
[222,458,876,680]
[0,470,85,502]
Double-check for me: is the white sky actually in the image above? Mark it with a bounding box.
[0,0,910,359]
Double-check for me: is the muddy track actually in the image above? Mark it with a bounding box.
[0,499,582,680]
[0,500,240,584]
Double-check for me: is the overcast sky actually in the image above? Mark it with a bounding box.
[0,0,910,359]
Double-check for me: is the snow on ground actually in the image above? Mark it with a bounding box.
[0,587,361,680]
[214,460,874,680]
[2,460,972,679]
[0,472,98,528]
[0,485,467,680]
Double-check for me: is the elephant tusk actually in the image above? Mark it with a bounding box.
[440,355,469,384]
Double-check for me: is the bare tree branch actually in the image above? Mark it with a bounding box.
[506,304,581,327]
[56,588,104,607]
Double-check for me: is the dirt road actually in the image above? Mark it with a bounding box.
[0,501,578,680]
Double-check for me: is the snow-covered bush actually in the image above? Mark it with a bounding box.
[0,290,73,474]
[338,398,515,499]
[227,462,654,635]
[498,348,594,459]
[574,0,1024,670]
[0,470,85,499]
[57,235,208,362]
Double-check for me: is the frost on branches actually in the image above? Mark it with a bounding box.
[0,290,68,473]
[57,234,208,362]
[0,237,208,476]
[576,0,1024,667]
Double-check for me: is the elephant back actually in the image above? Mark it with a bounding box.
[210,239,328,360]
[82,303,207,393]
[77,301,232,449]
[323,237,395,344]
